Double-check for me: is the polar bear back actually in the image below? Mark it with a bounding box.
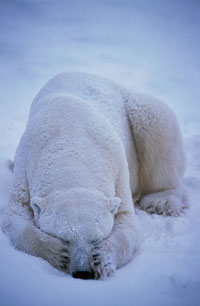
[27,72,138,194]
[29,72,129,140]
[22,94,128,199]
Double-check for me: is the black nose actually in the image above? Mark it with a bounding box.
[72,271,94,280]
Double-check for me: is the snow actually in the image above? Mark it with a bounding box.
[0,1,200,305]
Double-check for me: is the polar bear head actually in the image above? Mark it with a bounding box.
[30,188,120,277]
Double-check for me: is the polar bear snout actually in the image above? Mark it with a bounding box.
[72,271,94,279]
[70,245,93,279]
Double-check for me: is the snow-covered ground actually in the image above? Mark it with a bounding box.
[0,1,200,305]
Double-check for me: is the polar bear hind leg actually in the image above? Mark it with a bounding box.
[125,93,188,216]
[138,188,188,216]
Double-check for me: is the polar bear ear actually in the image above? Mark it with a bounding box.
[30,196,47,219]
[108,197,121,215]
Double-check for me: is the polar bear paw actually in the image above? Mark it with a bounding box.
[41,235,70,272]
[90,240,116,280]
[138,188,188,217]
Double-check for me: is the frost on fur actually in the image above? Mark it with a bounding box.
[1,72,186,279]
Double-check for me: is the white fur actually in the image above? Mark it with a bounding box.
[1,72,186,279]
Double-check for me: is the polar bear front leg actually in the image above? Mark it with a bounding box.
[23,222,71,271]
[2,199,70,271]
[90,162,138,279]
[1,145,70,271]
[90,213,138,279]
[1,166,70,272]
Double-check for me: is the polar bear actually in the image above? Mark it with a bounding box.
[1,72,187,279]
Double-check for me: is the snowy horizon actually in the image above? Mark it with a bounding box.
[0,1,200,306]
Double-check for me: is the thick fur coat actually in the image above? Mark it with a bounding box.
[1,72,186,279]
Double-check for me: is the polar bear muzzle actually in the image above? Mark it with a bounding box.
[72,270,94,279]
